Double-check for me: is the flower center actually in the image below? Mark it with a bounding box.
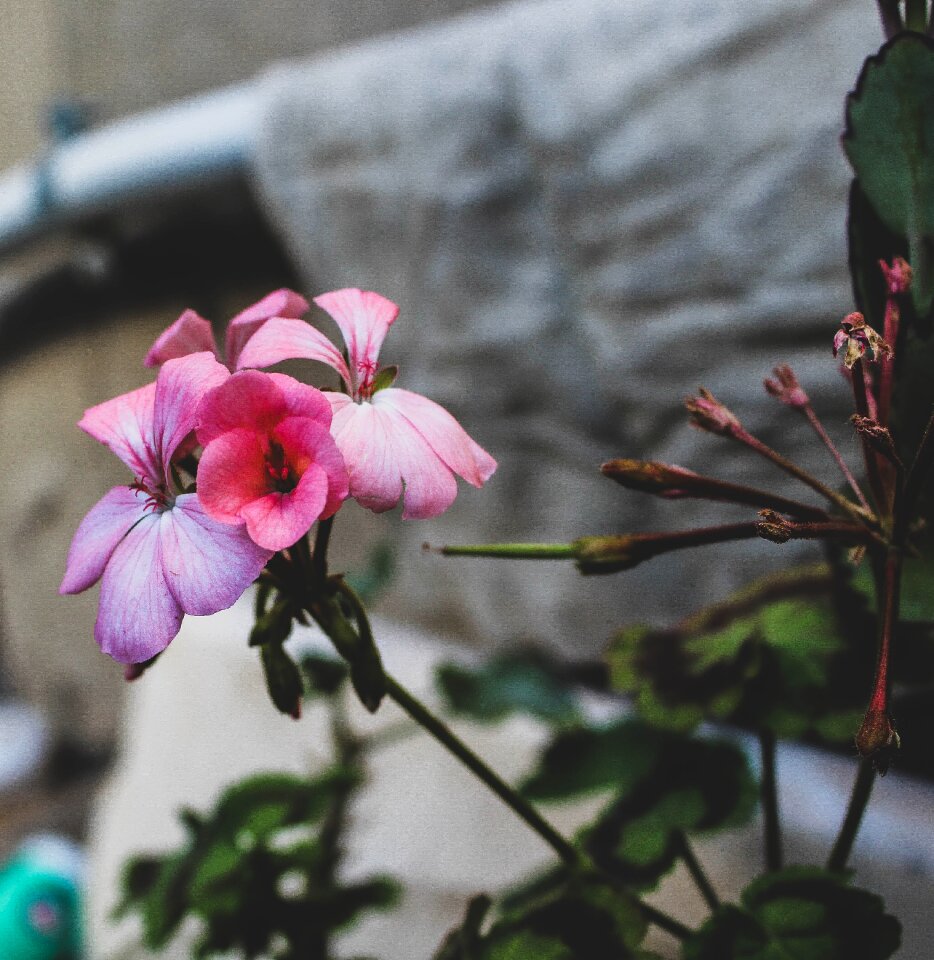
[356,359,380,400]
[265,441,299,493]
[129,478,172,512]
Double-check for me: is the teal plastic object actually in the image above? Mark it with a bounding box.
[0,836,83,959]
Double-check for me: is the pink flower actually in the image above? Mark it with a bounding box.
[196,371,349,551]
[60,353,273,664]
[236,288,497,519]
[144,289,310,371]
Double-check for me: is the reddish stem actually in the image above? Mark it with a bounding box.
[802,404,872,512]
[877,298,900,427]
[851,361,889,513]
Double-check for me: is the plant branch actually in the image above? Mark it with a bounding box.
[675,831,720,912]
[759,729,782,872]
[827,759,876,872]
[851,361,889,513]
[802,405,872,513]
[878,0,903,37]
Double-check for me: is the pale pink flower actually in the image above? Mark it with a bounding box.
[60,353,273,664]
[144,289,310,370]
[196,371,349,551]
[236,288,497,519]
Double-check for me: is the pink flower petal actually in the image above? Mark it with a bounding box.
[158,494,272,615]
[197,370,332,444]
[197,428,271,523]
[153,353,230,476]
[95,512,182,664]
[240,464,329,551]
[60,486,147,594]
[273,416,349,520]
[235,317,352,385]
[226,288,310,369]
[80,382,160,482]
[313,289,398,392]
[329,398,404,513]
[144,309,218,368]
[373,388,497,487]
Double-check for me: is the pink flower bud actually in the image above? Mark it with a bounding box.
[879,257,912,296]
[684,388,742,437]
[763,364,809,409]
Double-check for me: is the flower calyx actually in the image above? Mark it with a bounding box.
[855,709,900,773]
[850,415,902,468]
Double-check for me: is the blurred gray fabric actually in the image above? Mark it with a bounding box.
[251,0,880,654]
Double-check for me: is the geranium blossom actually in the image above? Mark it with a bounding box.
[236,288,497,519]
[144,289,310,371]
[196,371,349,551]
[60,353,273,664]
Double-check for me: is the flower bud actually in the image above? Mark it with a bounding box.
[856,709,899,770]
[684,388,742,437]
[879,256,912,296]
[850,415,901,465]
[764,365,809,409]
[600,459,698,496]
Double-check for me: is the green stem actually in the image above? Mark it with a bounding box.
[827,759,877,872]
[384,672,581,868]
[759,729,782,872]
[439,542,577,559]
[675,832,720,912]
[906,0,927,31]
[312,516,334,582]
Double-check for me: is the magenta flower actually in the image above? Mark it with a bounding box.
[60,354,273,664]
[144,288,310,371]
[236,288,497,519]
[196,371,349,551]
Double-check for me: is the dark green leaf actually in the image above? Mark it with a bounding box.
[684,867,900,959]
[844,35,934,314]
[608,566,872,742]
[435,651,581,727]
[576,726,757,890]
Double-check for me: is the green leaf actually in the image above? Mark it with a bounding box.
[435,650,581,727]
[608,566,872,742]
[260,642,305,718]
[576,726,757,890]
[844,35,934,314]
[684,867,901,959]
[520,721,659,801]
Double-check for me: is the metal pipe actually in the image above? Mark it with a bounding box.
[0,82,263,253]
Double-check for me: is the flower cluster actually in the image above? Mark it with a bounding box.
[62,289,496,664]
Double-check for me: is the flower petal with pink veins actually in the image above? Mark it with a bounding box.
[273,416,349,520]
[80,383,159,482]
[385,408,459,519]
[373,388,497,487]
[328,397,404,514]
[60,486,147,595]
[158,494,272,615]
[144,309,218,368]
[197,370,332,445]
[240,464,330,551]
[235,317,352,384]
[226,288,309,369]
[197,428,271,523]
[153,353,229,476]
[313,289,398,392]
[95,512,182,663]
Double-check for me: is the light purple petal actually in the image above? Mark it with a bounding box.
[226,288,310,369]
[313,289,398,392]
[80,383,160,482]
[235,317,352,385]
[159,494,273,615]
[373,388,497,487]
[60,486,147,594]
[144,309,218,368]
[153,352,229,476]
[95,512,182,664]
